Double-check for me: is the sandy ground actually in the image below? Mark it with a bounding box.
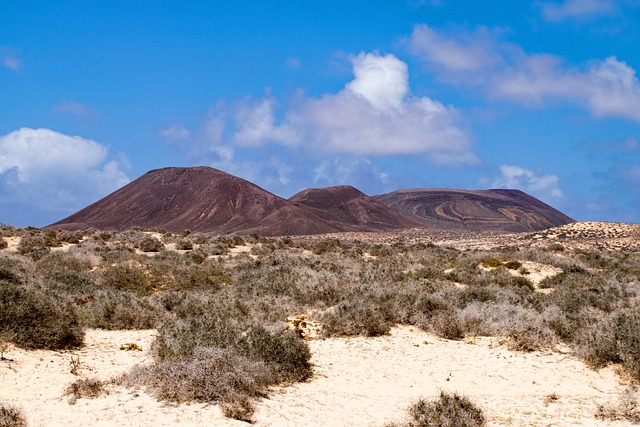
[0,327,634,427]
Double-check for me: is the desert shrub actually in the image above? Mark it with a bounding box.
[0,402,27,427]
[575,309,640,381]
[175,239,193,250]
[127,347,267,421]
[457,302,556,350]
[311,238,343,255]
[137,236,163,252]
[596,386,640,422]
[65,378,106,404]
[77,289,160,329]
[0,285,83,349]
[480,257,504,268]
[431,309,465,340]
[99,263,154,296]
[0,238,7,250]
[16,235,49,259]
[404,391,485,427]
[320,299,391,337]
[129,314,311,421]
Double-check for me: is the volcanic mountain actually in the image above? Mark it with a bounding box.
[50,166,573,235]
[49,167,422,235]
[374,188,574,232]
[288,186,423,230]
[50,167,345,236]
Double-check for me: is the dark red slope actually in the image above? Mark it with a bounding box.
[289,186,423,230]
[49,167,344,236]
[374,188,574,232]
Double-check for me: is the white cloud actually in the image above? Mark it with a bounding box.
[346,52,409,111]
[408,25,502,73]
[0,128,129,219]
[158,123,191,141]
[408,24,640,121]
[191,52,475,166]
[541,0,618,22]
[493,165,564,202]
[232,97,299,147]
[291,52,476,164]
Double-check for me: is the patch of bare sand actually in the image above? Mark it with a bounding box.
[1,328,633,426]
[256,326,630,427]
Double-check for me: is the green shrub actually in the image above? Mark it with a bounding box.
[0,402,27,427]
[406,391,485,427]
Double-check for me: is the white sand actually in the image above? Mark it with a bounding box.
[0,327,633,426]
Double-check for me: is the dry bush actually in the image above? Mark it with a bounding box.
[397,391,486,427]
[0,402,27,427]
[0,238,7,250]
[16,235,50,259]
[0,284,83,350]
[137,236,163,252]
[574,309,640,381]
[77,289,161,329]
[128,314,311,421]
[99,264,154,296]
[457,302,556,351]
[596,386,640,422]
[65,378,106,404]
[320,299,392,337]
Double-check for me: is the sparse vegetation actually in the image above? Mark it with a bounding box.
[1,226,640,420]
[0,402,27,427]
[388,391,485,427]
[65,378,106,404]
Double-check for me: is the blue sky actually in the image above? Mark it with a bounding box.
[2,0,640,227]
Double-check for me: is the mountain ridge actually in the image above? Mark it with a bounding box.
[49,166,574,235]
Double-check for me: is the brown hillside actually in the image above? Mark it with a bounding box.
[289,186,423,230]
[374,188,574,232]
[49,167,344,236]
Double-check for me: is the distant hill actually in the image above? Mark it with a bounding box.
[289,185,423,230]
[49,167,574,235]
[373,188,574,232]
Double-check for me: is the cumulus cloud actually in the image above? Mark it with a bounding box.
[289,52,476,164]
[183,52,475,166]
[541,0,618,22]
[408,24,640,121]
[0,128,129,224]
[493,165,564,203]
[232,97,299,147]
